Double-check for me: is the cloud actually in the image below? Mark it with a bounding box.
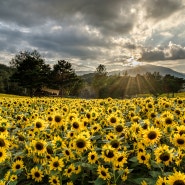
[0,0,185,73]
[144,0,184,20]
[141,42,185,61]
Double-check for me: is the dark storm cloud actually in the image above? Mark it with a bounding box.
[0,0,185,72]
[144,0,184,20]
[0,0,138,35]
[141,42,185,61]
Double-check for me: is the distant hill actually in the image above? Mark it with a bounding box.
[108,64,185,79]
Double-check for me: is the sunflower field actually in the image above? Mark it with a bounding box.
[0,96,185,185]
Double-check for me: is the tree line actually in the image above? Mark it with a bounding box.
[0,50,184,98]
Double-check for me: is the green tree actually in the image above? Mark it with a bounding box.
[93,64,108,98]
[10,50,51,97]
[163,74,185,97]
[50,60,79,96]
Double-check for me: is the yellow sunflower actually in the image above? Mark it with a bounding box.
[113,151,127,168]
[0,134,9,149]
[97,165,111,181]
[64,164,75,178]
[167,170,185,185]
[172,134,185,148]
[0,147,7,163]
[49,175,60,185]
[142,126,161,146]
[101,145,116,163]
[88,151,98,164]
[137,151,150,168]
[31,139,47,155]
[0,180,5,185]
[33,118,46,132]
[49,156,64,171]
[74,134,90,153]
[12,159,24,172]
[156,176,167,185]
[30,166,44,182]
[154,144,173,166]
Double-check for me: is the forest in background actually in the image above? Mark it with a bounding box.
[0,50,185,98]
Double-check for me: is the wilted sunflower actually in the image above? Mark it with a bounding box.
[49,175,60,185]
[49,156,64,171]
[88,151,98,164]
[97,165,111,181]
[143,126,161,146]
[30,166,44,182]
[167,170,185,185]
[12,159,24,172]
[0,147,7,163]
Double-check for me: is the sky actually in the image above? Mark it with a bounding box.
[0,0,185,73]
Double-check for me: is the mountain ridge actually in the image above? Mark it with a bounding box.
[78,64,185,79]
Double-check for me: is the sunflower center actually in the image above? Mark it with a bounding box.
[76,139,85,148]
[141,155,146,161]
[116,125,123,132]
[0,152,2,157]
[55,116,62,123]
[65,150,70,155]
[118,156,123,162]
[147,131,157,140]
[16,164,21,169]
[53,179,57,184]
[73,122,79,129]
[36,122,42,128]
[91,155,95,160]
[48,117,53,121]
[34,172,40,178]
[67,168,72,173]
[35,142,44,150]
[179,130,185,136]
[150,113,156,118]
[165,118,172,124]
[105,150,114,158]
[173,180,185,185]
[53,161,59,167]
[177,138,185,145]
[110,117,116,123]
[101,171,107,176]
[0,139,5,147]
[110,140,119,148]
[0,127,5,132]
[159,153,170,161]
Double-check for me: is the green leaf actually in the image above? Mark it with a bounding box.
[8,181,18,185]
[129,156,137,163]
[149,171,161,178]
[94,178,106,185]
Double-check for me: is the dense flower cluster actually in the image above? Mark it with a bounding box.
[0,96,185,185]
